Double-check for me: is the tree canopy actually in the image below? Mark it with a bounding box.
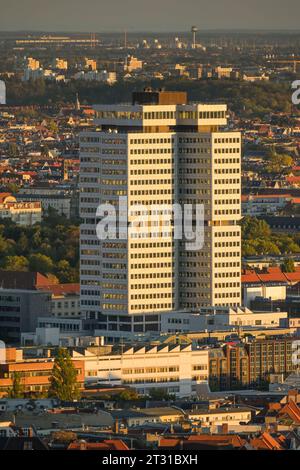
[0,215,79,283]
[8,372,25,399]
[242,217,300,258]
[48,348,80,401]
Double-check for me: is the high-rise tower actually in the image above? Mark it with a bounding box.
[80,89,241,336]
[191,26,198,49]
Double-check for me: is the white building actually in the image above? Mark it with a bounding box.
[21,326,104,348]
[72,342,209,398]
[0,195,41,226]
[161,306,288,333]
[243,284,286,308]
[80,89,241,336]
[17,187,77,219]
[74,70,117,84]
[188,407,252,427]
[242,194,290,216]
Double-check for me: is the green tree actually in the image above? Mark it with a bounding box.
[148,388,171,401]
[52,431,77,443]
[254,239,281,256]
[281,258,296,273]
[265,151,294,173]
[6,183,19,193]
[55,260,78,283]
[48,348,80,401]
[241,216,271,240]
[117,389,140,401]
[8,372,25,398]
[48,120,58,134]
[8,142,19,158]
[3,255,29,271]
[28,253,54,273]
[0,235,11,256]
[16,232,29,255]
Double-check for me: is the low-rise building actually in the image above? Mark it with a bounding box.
[72,341,209,398]
[161,306,288,333]
[111,407,185,428]
[0,348,84,398]
[188,407,252,426]
[38,283,80,318]
[16,187,77,219]
[243,283,287,308]
[0,288,52,344]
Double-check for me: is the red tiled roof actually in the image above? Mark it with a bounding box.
[186,434,246,448]
[68,440,129,451]
[38,283,80,296]
[242,270,261,283]
[242,267,300,284]
[0,192,12,203]
[158,438,180,448]
[279,401,300,424]
[286,176,300,184]
[250,432,285,450]
[258,271,288,282]
[284,270,300,282]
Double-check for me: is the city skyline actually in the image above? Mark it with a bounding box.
[1,0,300,32]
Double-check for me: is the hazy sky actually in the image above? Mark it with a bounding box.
[1,0,300,32]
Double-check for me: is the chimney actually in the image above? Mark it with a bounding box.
[221,423,229,434]
[113,418,119,434]
[288,390,297,403]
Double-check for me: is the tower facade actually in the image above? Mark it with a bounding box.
[80,90,241,328]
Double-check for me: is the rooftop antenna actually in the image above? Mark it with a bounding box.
[75,93,81,111]
[91,32,96,49]
[124,30,127,49]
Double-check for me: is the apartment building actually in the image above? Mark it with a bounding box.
[0,194,41,226]
[53,58,68,70]
[209,337,299,391]
[80,89,241,334]
[17,187,78,219]
[72,342,208,398]
[26,57,40,70]
[85,58,97,71]
[124,55,143,72]
[39,283,80,318]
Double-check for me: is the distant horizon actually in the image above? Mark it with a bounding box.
[1,0,300,33]
[1,28,300,35]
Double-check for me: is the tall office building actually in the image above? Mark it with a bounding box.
[80,89,241,335]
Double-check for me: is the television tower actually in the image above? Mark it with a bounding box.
[191,26,198,49]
